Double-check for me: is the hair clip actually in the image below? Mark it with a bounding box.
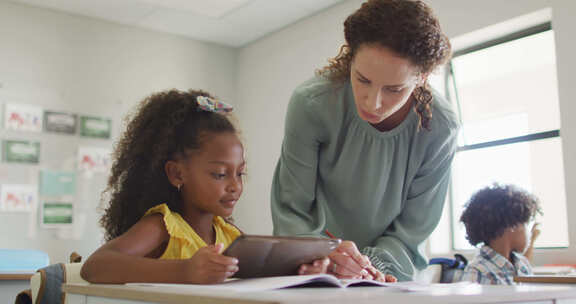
[196,96,233,113]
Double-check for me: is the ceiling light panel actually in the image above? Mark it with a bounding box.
[136,0,252,18]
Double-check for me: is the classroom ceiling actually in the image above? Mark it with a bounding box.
[7,0,345,47]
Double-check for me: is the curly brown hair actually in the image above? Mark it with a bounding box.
[317,0,451,130]
[460,184,543,246]
[100,89,237,241]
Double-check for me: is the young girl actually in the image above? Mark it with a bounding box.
[81,89,328,284]
[459,184,542,285]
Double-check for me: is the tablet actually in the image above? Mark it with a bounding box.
[223,235,341,279]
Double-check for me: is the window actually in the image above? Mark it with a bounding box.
[429,22,569,254]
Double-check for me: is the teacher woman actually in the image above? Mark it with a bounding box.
[271,0,459,281]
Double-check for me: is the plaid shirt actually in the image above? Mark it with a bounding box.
[461,245,532,285]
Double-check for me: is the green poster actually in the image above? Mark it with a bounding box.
[42,202,73,225]
[39,170,76,196]
[80,116,111,139]
[3,140,40,164]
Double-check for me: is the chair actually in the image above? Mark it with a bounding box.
[428,254,468,283]
[14,252,87,304]
[414,263,443,283]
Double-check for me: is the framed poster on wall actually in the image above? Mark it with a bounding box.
[2,140,40,164]
[39,170,76,196]
[79,116,111,139]
[41,201,73,227]
[44,111,77,134]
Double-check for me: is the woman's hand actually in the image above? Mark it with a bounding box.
[184,243,239,284]
[328,241,372,279]
[384,274,397,282]
[298,257,330,275]
[363,265,397,282]
[326,241,398,282]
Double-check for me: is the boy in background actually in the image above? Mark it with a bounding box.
[459,184,542,285]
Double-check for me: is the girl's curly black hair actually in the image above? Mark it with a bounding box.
[100,89,236,241]
[317,0,452,130]
[460,184,543,246]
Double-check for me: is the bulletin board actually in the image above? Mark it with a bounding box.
[0,100,115,243]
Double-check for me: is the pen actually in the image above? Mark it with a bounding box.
[325,229,380,279]
[325,229,336,239]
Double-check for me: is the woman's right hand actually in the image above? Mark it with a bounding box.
[328,241,372,279]
[184,243,239,284]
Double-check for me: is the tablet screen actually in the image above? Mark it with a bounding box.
[223,235,341,278]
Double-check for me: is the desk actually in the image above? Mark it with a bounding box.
[64,282,576,304]
[515,275,576,284]
[0,273,32,302]
[0,274,32,280]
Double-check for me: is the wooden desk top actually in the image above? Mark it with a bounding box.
[515,275,576,284]
[0,273,32,280]
[64,282,576,304]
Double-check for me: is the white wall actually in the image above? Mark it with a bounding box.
[233,1,358,234]
[0,0,236,263]
[234,0,576,264]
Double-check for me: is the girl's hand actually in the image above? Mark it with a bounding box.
[298,257,330,275]
[184,243,239,284]
[328,241,371,279]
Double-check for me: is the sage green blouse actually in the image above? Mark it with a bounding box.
[271,76,459,281]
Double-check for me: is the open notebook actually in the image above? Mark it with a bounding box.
[128,274,427,292]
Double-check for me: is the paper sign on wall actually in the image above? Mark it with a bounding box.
[0,184,38,212]
[78,146,111,173]
[4,103,43,132]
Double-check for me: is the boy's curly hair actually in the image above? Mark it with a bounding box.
[100,89,236,241]
[317,0,451,130]
[460,184,543,246]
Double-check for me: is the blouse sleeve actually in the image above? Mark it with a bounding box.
[362,126,458,281]
[271,87,327,237]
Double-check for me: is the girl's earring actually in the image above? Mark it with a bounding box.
[177,184,182,192]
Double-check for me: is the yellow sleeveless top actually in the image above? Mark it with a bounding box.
[144,203,241,259]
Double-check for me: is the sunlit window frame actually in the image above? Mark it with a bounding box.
[443,21,563,251]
